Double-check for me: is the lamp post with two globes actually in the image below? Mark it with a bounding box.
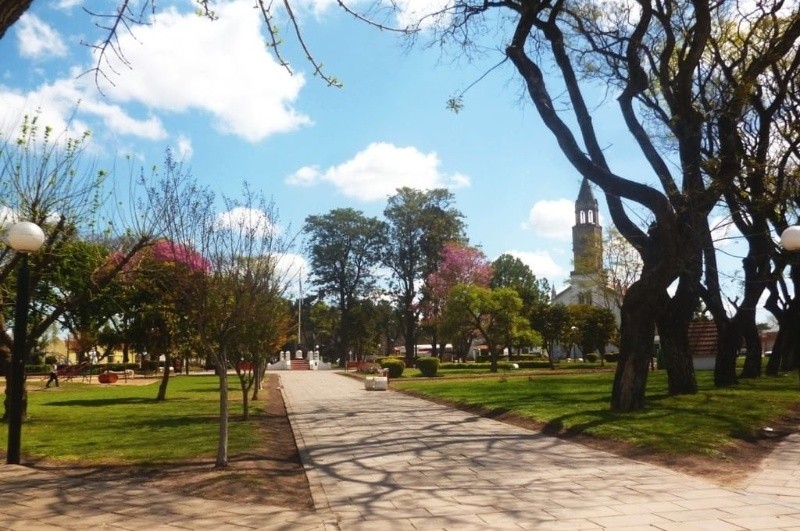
[5,221,45,465]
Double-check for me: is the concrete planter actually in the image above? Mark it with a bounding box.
[364,376,388,391]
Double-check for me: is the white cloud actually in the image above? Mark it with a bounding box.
[55,0,83,9]
[216,206,282,238]
[175,135,193,161]
[392,0,454,30]
[2,1,308,147]
[286,165,322,187]
[277,252,309,294]
[505,250,566,283]
[286,142,470,201]
[523,199,574,240]
[16,15,68,59]
[102,2,310,142]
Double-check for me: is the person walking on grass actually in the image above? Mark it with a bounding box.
[45,361,59,388]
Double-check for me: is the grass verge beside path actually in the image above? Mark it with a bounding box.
[394,370,800,459]
[1,375,261,464]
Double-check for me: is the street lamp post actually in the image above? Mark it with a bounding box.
[6,221,45,465]
[780,225,800,385]
[781,225,800,252]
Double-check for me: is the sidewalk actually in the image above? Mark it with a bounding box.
[279,370,800,530]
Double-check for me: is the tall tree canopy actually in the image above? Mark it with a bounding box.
[383,187,465,364]
[303,208,387,360]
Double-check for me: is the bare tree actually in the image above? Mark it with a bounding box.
[148,158,295,467]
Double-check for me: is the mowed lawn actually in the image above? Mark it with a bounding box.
[0,375,262,464]
[393,370,800,458]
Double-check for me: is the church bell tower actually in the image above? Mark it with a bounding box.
[571,178,603,276]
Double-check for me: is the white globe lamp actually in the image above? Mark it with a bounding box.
[7,221,46,253]
[781,226,800,252]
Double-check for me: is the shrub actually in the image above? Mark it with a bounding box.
[379,358,405,378]
[585,353,599,363]
[416,357,440,377]
[603,353,619,363]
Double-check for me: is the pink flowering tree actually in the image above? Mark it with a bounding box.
[421,242,492,358]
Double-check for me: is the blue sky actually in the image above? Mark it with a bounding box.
[1,0,744,300]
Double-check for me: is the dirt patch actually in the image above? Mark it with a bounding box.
[33,374,314,510]
[397,388,800,487]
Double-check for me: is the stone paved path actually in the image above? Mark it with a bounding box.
[1,370,799,530]
[280,371,800,530]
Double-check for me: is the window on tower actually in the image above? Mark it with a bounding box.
[588,210,594,224]
[579,211,586,224]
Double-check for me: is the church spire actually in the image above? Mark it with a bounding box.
[571,178,603,275]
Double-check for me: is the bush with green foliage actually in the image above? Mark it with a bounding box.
[379,358,405,378]
[416,357,440,377]
[603,353,619,363]
[585,353,599,363]
[439,361,552,370]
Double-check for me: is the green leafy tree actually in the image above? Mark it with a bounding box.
[441,284,528,373]
[531,304,572,370]
[422,242,492,358]
[383,188,465,365]
[491,253,551,354]
[568,305,617,365]
[303,208,386,362]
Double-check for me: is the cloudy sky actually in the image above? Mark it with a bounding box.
[1,0,666,292]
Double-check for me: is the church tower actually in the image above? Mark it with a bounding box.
[571,178,603,276]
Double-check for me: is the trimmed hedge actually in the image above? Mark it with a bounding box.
[416,357,440,377]
[379,358,405,378]
[585,353,599,363]
[439,361,552,371]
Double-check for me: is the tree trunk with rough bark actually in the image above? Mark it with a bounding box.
[656,277,698,396]
[611,281,658,411]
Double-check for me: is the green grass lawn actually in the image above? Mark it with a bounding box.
[393,370,800,459]
[1,375,262,464]
[400,362,610,378]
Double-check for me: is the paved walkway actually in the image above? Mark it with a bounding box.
[280,371,800,530]
[1,370,799,530]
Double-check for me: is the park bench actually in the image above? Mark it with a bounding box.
[346,360,363,371]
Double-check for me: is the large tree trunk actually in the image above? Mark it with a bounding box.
[657,277,698,395]
[713,319,740,387]
[739,320,763,378]
[766,302,800,375]
[611,281,658,411]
